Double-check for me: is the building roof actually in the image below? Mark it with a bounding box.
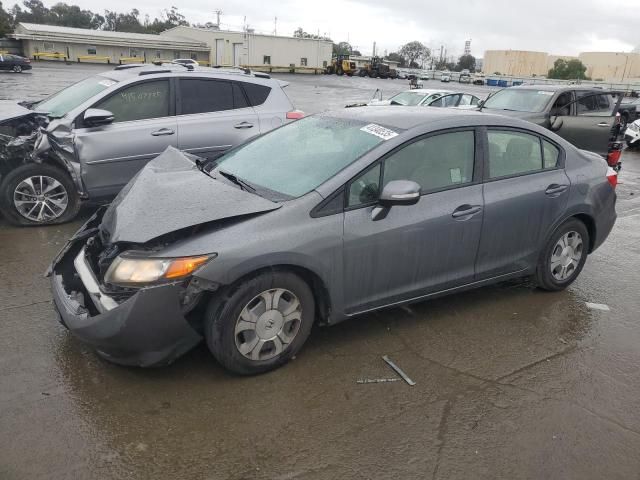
[11,23,209,51]
[161,25,333,44]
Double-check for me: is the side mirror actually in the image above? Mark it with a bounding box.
[84,108,114,127]
[550,115,563,131]
[477,99,485,108]
[379,180,421,206]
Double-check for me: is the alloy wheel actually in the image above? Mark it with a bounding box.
[13,65,22,73]
[550,231,584,281]
[234,288,303,361]
[13,175,69,222]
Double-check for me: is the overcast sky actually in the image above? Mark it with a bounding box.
[53,0,640,58]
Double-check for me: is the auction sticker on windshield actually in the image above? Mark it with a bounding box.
[360,124,399,140]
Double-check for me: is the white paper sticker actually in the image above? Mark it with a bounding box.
[585,302,610,311]
[360,123,399,140]
[98,79,116,87]
[450,168,462,183]
[537,91,554,96]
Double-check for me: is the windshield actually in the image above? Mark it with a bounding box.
[214,116,389,198]
[483,89,554,113]
[35,75,118,118]
[389,91,430,106]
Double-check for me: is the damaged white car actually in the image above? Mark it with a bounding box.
[624,119,640,148]
[0,64,301,225]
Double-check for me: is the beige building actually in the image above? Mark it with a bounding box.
[11,23,210,63]
[578,52,640,81]
[483,50,548,76]
[483,48,640,82]
[161,26,333,68]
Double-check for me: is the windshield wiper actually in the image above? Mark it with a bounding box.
[217,170,257,194]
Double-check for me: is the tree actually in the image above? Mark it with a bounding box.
[386,52,405,67]
[333,41,352,56]
[548,59,589,80]
[399,41,429,68]
[49,3,103,29]
[0,1,13,36]
[293,27,330,41]
[455,54,476,72]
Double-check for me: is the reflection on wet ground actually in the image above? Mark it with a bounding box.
[1,63,640,479]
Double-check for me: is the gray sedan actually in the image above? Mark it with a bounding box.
[48,107,618,374]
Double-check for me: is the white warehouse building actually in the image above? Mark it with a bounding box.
[161,26,333,69]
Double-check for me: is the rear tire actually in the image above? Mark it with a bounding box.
[204,271,315,375]
[12,65,22,73]
[0,163,80,226]
[535,218,589,291]
[337,67,344,76]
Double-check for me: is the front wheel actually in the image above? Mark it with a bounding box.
[12,65,22,73]
[205,271,315,375]
[535,219,589,291]
[0,163,81,226]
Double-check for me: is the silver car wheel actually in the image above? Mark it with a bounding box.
[13,65,22,73]
[13,175,69,222]
[550,231,584,281]
[234,288,303,361]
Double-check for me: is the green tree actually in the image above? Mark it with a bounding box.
[333,41,352,56]
[548,59,589,80]
[399,41,429,68]
[49,3,103,28]
[0,1,13,36]
[386,52,405,67]
[293,27,330,41]
[455,54,476,72]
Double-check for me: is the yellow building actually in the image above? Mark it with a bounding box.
[578,52,640,82]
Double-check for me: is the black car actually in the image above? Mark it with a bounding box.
[0,54,32,73]
[479,85,622,156]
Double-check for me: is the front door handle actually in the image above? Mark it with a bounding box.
[545,184,569,196]
[597,122,610,127]
[234,122,254,129]
[151,128,175,136]
[451,204,482,219]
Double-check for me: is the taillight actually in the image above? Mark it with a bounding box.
[606,167,618,189]
[286,110,304,120]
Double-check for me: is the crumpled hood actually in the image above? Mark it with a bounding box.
[100,147,281,244]
[0,100,33,123]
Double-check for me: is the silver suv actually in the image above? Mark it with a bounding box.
[0,64,301,225]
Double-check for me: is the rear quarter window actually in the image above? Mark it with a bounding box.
[241,82,271,106]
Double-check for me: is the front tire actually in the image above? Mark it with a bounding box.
[535,218,589,291]
[205,271,315,375]
[12,65,22,73]
[0,163,80,226]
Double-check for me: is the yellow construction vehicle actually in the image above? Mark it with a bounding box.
[325,54,356,76]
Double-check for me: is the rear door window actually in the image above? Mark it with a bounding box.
[178,79,235,114]
[94,80,169,123]
[487,130,543,178]
[577,91,616,116]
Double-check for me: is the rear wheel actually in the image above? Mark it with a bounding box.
[204,271,315,375]
[535,219,589,291]
[0,163,80,226]
[12,65,22,73]
[337,67,344,76]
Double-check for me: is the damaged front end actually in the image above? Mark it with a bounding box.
[47,207,215,367]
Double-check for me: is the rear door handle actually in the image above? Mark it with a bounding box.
[151,128,175,136]
[545,184,568,196]
[234,122,254,129]
[451,204,482,219]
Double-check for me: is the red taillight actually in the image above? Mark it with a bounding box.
[606,167,618,189]
[286,110,305,120]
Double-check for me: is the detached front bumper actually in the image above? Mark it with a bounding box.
[48,211,202,367]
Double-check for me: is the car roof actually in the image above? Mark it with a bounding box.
[100,64,275,84]
[319,105,505,130]
[509,84,616,94]
[400,89,454,95]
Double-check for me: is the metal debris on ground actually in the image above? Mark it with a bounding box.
[356,378,401,384]
[585,302,610,311]
[382,355,416,386]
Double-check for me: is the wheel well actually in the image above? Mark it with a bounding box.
[572,214,596,253]
[226,265,332,325]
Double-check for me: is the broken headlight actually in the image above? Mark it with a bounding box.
[104,253,216,287]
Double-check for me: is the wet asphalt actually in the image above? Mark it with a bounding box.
[1,63,640,480]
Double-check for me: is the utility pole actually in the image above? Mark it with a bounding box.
[274,16,277,35]
[214,9,222,28]
[373,41,376,58]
